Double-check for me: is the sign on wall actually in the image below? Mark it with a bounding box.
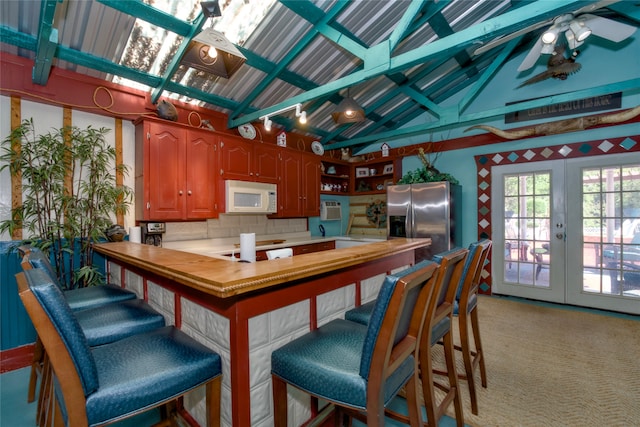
[505,92,622,124]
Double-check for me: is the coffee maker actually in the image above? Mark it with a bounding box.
[139,222,165,246]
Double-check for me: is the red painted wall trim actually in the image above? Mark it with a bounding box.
[0,52,322,152]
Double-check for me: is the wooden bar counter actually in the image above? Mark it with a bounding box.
[94,238,430,427]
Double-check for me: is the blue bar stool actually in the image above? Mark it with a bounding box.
[345,248,469,427]
[20,247,165,426]
[16,268,222,427]
[271,260,439,426]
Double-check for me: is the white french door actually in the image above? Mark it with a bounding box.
[491,153,640,314]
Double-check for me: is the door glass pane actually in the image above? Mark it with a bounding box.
[583,164,640,298]
[503,172,551,288]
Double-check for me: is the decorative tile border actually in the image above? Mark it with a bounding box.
[475,135,640,294]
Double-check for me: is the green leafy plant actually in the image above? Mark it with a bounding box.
[0,119,133,289]
[397,148,459,185]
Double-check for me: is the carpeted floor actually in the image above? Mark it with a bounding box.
[432,296,640,427]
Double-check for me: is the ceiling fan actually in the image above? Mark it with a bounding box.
[473,1,637,70]
[517,8,637,72]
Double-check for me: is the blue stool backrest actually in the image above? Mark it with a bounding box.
[23,268,99,396]
[359,259,435,379]
[431,247,466,306]
[24,247,60,288]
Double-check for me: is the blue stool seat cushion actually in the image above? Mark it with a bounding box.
[86,326,221,426]
[75,300,166,347]
[64,285,137,311]
[271,318,415,410]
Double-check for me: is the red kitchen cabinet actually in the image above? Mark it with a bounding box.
[274,150,320,218]
[219,136,280,184]
[185,129,218,219]
[277,150,303,217]
[301,153,321,217]
[136,119,218,221]
[219,135,253,181]
[254,143,279,184]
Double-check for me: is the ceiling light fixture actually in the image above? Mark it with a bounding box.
[179,1,246,79]
[200,1,222,18]
[259,103,307,132]
[331,90,365,124]
[569,19,591,42]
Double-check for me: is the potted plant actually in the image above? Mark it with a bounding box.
[397,148,459,185]
[0,119,133,288]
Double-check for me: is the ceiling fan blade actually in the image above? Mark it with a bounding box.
[517,36,544,72]
[580,14,637,42]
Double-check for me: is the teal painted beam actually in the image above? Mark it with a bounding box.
[325,78,640,150]
[0,25,37,50]
[388,0,430,52]
[55,45,163,88]
[150,13,207,104]
[399,86,444,116]
[231,0,351,120]
[237,47,320,90]
[229,0,591,127]
[313,21,368,59]
[459,36,523,113]
[32,0,60,85]
[607,2,640,25]
[97,0,192,36]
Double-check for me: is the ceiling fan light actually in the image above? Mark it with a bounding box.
[331,96,365,124]
[570,20,591,42]
[541,29,557,45]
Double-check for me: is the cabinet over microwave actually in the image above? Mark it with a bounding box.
[225,180,277,214]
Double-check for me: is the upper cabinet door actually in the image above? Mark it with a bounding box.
[254,143,279,184]
[146,122,186,220]
[219,136,252,181]
[186,129,217,219]
[301,154,320,217]
[278,150,302,217]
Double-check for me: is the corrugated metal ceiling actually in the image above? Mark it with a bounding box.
[1,0,638,153]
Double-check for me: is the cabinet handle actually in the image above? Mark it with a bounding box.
[188,190,192,195]
[179,191,183,195]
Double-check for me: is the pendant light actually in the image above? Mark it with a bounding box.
[331,89,365,124]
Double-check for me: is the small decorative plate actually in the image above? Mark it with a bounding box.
[238,124,256,140]
[311,141,324,156]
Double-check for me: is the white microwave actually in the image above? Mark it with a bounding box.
[225,180,277,214]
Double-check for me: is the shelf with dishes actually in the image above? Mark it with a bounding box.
[320,160,350,194]
[353,158,400,194]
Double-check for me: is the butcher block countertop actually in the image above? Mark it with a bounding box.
[93,238,430,298]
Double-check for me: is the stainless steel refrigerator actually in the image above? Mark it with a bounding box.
[387,181,462,261]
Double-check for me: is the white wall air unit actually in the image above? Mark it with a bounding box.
[320,200,342,221]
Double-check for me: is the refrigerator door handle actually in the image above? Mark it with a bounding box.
[406,204,412,237]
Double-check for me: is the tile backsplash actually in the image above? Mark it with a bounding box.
[163,214,307,242]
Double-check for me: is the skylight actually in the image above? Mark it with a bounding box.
[113,0,275,94]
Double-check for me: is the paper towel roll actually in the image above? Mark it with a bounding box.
[240,233,256,263]
[129,226,141,243]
